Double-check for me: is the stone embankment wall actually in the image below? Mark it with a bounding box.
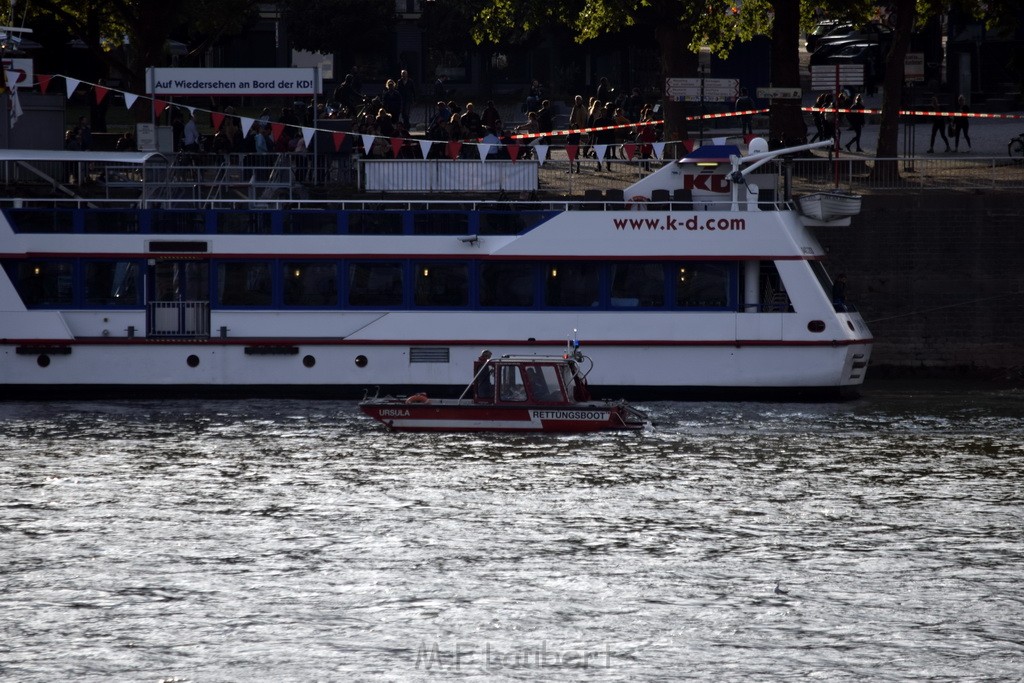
[814,191,1024,378]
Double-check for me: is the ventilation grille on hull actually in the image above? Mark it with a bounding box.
[409,347,450,363]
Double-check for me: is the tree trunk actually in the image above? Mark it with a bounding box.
[873,0,917,180]
[767,0,806,148]
[655,22,696,154]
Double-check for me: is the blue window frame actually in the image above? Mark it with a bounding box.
[348,261,404,307]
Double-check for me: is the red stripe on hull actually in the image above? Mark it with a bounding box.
[360,403,643,433]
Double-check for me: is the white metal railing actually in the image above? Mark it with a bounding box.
[1,194,793,216]
[3,152,1022,204]
[786,155,1024,192]
[147,301,210,338]
[360,159,540,192]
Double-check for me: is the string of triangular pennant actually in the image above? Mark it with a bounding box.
[32,73,707,160]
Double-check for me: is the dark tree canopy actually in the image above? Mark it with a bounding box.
[27,0,261,90]
[283,0,397,64]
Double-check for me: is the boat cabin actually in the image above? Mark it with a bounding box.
[472,353,591,405]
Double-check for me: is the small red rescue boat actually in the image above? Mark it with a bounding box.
[359,343,647,433]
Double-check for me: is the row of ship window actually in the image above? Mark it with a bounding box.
[5,209,547,236]
[6,259,735,310]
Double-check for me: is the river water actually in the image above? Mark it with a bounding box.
[2,382,1022,681]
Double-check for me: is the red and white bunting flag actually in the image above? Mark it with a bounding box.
[743,133,757,144]
[154,100,169,117]
[446,140,462,159]
[622,143,636,160]
[332,131,346,151]
[418,139,433,159]
[271,122,285,141]
[390,137,404,158]
[10,86,21,127]
[65,78,81,98]
[507,143,520,162]
[240,116,256,134]
[94,86,109,104]
[565,144,578,162]
[302,126,315,148]
[37,74,52,94]
[594,144,608,160]
[361,134,375,153]
[211,112,225,130]
[124,93,138,110]
[534,144,548,164]
[477,143,491,161]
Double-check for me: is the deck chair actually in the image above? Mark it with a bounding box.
[672,188,692,210]
[604,188,625,210]
[650,188,670,211]
[582,188,603,210]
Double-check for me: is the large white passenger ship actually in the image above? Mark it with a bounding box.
[0,140,871,399]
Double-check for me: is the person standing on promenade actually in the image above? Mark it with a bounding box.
[397,69,416,129]
[927,95,951,153]
[481,100,501,131]
[596,77,614,106]
[735,88,754,135]
[845,94,865,152]
[566,94,587,174]
[953,94,972,152]
[593,104,615,171]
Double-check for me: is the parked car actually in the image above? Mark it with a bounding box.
[810,26,892,69]
[813,22,892,55]
[805,21,852,53]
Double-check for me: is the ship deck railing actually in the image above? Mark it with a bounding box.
[2,150,1022,209]
[147,301,210,338]
[0,193,799,216]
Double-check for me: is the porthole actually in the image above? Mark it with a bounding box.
[37,354,50,368]
[807,320,826,333]
[354,355,368,368]
[303,355,316,368]
[187,354,200,368]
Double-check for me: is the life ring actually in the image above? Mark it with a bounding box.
[405,392,430,404]
[626,195,648,211]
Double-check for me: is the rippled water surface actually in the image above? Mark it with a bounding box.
[2,382,1023,681]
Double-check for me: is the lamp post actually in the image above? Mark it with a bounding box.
[698,46,710,146]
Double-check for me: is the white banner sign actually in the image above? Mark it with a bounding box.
[756,87,802,99]
[665,77,739,103]
[810,65,864,89]
[905,52,925,82]
[146,67,318,95]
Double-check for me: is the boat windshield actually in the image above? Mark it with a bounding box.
[498,365,527,402]
[524,364,567,403]
[558,364,576,397]
[494,362,569,403]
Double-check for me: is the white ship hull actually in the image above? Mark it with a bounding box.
[0,142,872,399]
[2,328,871,397]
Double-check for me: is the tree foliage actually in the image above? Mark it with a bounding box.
[283,0,397,59]
[25,0,261,89]
[472,1,728,142]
